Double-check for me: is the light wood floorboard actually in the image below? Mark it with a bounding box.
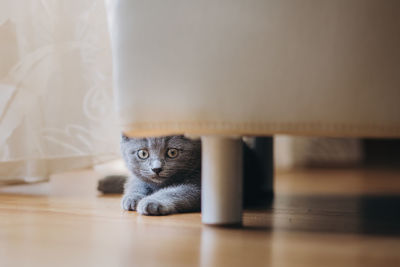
[1,168,399,267]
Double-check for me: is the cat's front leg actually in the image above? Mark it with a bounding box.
[137,184,201,215]
[121,176,152,211]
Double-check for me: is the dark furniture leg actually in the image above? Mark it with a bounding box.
[244,136,274,207]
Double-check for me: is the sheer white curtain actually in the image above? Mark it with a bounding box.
[0,0,119,184]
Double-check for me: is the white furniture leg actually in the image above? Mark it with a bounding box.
[201,136,243,225]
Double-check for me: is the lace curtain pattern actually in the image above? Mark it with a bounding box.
[0,0,119,184]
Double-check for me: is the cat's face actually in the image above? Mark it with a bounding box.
[121,135,201,185]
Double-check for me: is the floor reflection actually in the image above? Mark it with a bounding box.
[200,226,272,267]
[200,193,400,266]
[243,194,400,236]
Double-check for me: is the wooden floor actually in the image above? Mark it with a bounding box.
[1,167,400,267]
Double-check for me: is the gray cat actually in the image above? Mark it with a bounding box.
[113,135,201,215]
[97,135,273,215]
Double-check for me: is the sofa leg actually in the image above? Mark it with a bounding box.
[243,136,274,207]
[201,136,243,226]
[255,137,274,194]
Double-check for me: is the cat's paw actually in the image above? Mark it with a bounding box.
[137,198,177,216]
[121,194,143,211]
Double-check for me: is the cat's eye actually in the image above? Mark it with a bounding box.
[167,148,179,158]
[137,149,149,159]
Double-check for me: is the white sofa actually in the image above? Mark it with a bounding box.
[106,0,400,225]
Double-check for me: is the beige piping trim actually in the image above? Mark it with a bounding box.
[120,121,400,138]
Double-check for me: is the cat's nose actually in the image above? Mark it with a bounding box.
[152,168,162,175]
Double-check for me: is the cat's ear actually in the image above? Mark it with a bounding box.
[121,133,130,142]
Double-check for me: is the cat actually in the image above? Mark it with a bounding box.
[98,135,273,215]
[105,135,202,215]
